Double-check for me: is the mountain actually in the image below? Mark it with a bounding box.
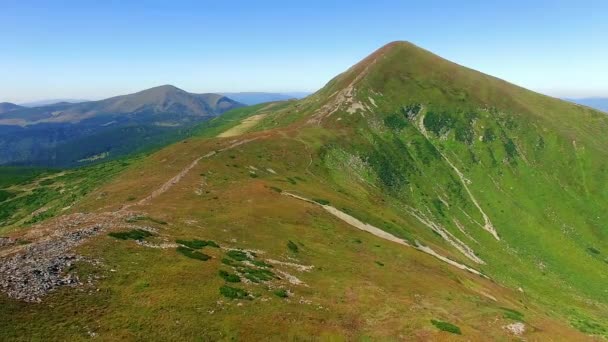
[567,97,608,112]
[1,42,607,340]
[0,85,244,166]
[20,99,89,107]
[0,102,23,114]
[221,92,310,105]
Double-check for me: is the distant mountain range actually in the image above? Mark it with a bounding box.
[565,97,608,112]
[0,85,243,166]
[221,92,310,105]
[0,102,24,114]
[19,99,90,107]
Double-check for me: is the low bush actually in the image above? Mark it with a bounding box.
[313,198,330,205]
[176,239,220,249]
[108,229,153,240]
[219,270,241,283]
[500,307,524,322]
[226,250,250,261]
[220,285,251,300]
[287,240,299,253]
[176,246,210,261]
[238,267,275,283]
[431,319,461,335]
[273,289,289,298]
[251,260,273,268]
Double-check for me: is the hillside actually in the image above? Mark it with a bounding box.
[0,102,23,114]
[0,86,243,167]
[0,42,607,340]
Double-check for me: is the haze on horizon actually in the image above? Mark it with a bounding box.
[1,0,606,103]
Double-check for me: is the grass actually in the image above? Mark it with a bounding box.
[219,285,251,300]
[176,246,211,261]
[431,319,462,335]
[126,215,168,225]
[0,158,133,232]
[108,229,153,240]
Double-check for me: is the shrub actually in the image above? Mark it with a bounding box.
[219,270,241,283]
[220,285,251,300]
[313,198,330,205]
[287,240,299,253]
[176,239,220,249]
[226,250,251,261]
[384,113,407,130]
[108,229,153,240]
[238,267,275,283]
[176,246,211,261]
[273,289,289,298]
[251,260,273,268]
[500,307,524,322]
[221,258,239,267]
[375,261,384,267]
[431,319,461,335]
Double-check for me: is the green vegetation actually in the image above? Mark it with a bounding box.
[176,239,219,249]
[0,158,134,233]
[431,319,462,335]
[251,260,273,268]
[312,198,330,205]
[219,285,251,300]
[218,270,241,283]
[176,246,211,261]
[226,250,251,261]
[108,229,153,240]
[501,307,524,322]
[273,289,289,298]
[237,267,275,283]
[287,240,299,253]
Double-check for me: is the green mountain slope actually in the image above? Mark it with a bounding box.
[0,42,607,340]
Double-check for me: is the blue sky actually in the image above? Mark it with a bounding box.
[1,0,606,103]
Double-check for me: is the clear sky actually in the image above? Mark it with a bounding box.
[1,0,606,103]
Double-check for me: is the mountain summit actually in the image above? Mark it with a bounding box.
[1,43,607,340]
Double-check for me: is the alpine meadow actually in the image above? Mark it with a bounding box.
[1,2,608,341]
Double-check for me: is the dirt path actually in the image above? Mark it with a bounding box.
[126,137,260,209]
[282,192,487,277]
[217,114,266,138]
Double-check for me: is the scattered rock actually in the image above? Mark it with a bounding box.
[504,322,526,336]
